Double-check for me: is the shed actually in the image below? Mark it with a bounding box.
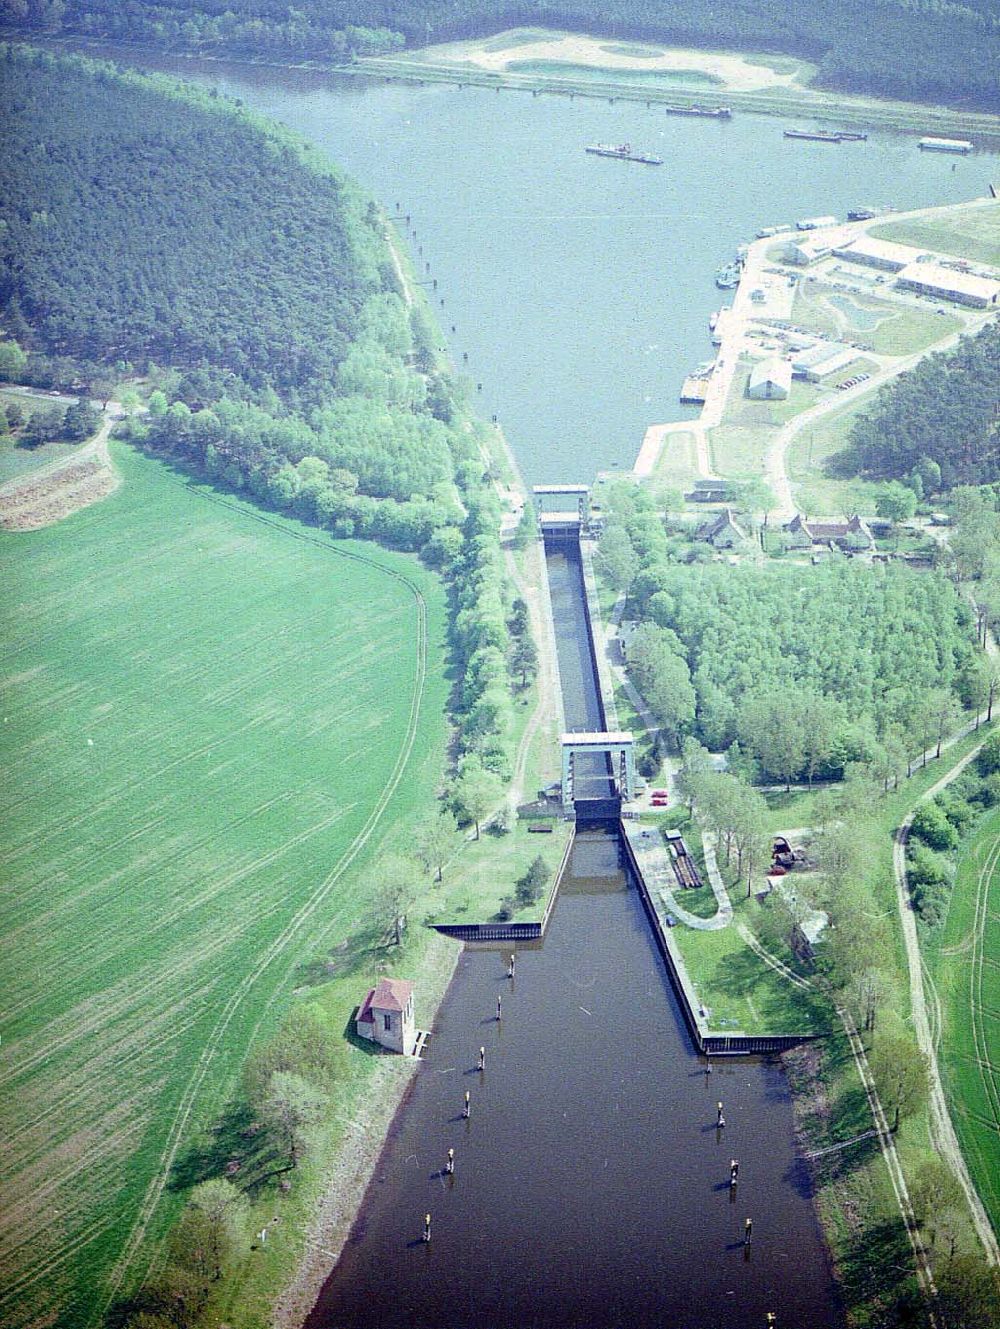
[356,976,417,1055]
[747,357,792,400]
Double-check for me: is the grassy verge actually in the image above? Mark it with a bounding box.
[429,818,572,925]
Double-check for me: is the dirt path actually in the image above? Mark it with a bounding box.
[0,407,121,530]
[894,741,1000,1267]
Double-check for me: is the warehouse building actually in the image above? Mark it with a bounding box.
[894,261,1000,308]
[833,235,925,271]
[790,341,858,381]
[747,357,792,399]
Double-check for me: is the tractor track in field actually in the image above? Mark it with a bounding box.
[970,836,1000,1131]
[97,488,431,1320]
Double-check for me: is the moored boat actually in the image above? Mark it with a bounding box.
[585,142,663,165]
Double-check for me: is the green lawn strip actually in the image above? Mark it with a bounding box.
[507,58,718,86]
[0,434,84,481]
[925,807,1000,1235]
[784,388,885,516]
[870,308,962,356]
[871,209,1000,270]
[669,895,832,1033]
[651,428,700,491]
[0,443,450,1325]
[207,924,463,1329]
[429,818,572,925]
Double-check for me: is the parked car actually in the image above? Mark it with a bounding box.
[651,789,669,799]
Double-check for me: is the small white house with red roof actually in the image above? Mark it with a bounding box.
[355,977,416,1055]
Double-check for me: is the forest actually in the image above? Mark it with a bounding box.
[844,323,1000,491]
[600,485,978,784]
[1,0,997,110]
[0,44,520,790]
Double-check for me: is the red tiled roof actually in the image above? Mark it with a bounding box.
[371,977,413,1013]
[357,989,375,1023]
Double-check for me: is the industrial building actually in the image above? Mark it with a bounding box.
[833,235,925,272]
[785,229,849,266]
[747,357,792,399]
[895,261,1000,308]
[790,342,858,381]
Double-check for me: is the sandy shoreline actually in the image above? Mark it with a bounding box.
[416,29,810,93]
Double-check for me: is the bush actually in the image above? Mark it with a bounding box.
[515,854,549,907]
[910,802,959,851]
[976,731,1000,776]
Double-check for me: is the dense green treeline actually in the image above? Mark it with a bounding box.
[2,0,997,110]
[0,45,383,402]
[0,44,521,791]
[601,485,976,783]
[845,324,1000,490]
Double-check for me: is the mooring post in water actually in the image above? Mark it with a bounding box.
[766,1315,777,1326]
[424,1213,432,1243]
[478,1045,486,1071]
[446,1148,455,1175]
[717,1101,725,1128]
[744,1218,753,1245]
[730,1158,740,1185]
[508,953,516,979]
[497,995,502,1021]
[463,1090,471,1118]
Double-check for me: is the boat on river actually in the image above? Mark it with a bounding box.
[715,261,742,289]
[784,128,869,143]
[585,142,663,165]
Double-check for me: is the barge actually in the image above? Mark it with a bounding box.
[663,103,732,119]
[919,136,973,154]
[585,142,663,164]
[784,128,869,143]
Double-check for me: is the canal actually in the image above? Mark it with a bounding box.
[63,47,997,1324]
[303,537,840,1328]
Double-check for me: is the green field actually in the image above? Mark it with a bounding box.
[929,808,1000,1236]
[871,203,1000,270]
[0,444,449,1327]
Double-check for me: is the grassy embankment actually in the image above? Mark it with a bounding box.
[0,441,562,1328]
[925,805,1000,1237]
[355,31,1000,143]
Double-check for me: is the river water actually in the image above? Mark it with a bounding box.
[106,53,998,484]
[78,48,996,1324]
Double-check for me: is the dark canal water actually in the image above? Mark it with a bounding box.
[306,832,840,1329]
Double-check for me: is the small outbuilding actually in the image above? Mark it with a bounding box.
[747,357,792,400]
[356,976,417,1055]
